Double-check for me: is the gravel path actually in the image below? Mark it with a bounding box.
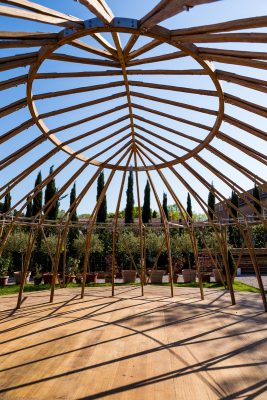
[235,274,267,290]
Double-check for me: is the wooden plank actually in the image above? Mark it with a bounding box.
[50,104,128,134]
[0,0,83,22]
[129,80,217,96]
[49,53,120,68]
[223,114,267,141]
[127,39,162,60]
[200,53,267,70]
[171,32,267,43]
[39,92,126,119]
[0,39,58,48]
[127,51,186,67]
[71,40,115,60]
[0,52,37,71]
[140,0,219,30]
[216,69,267,94]
[224,93,267,118]
[199,47,267,60]
[0,74,28,91]
[0,6,83,29]
[0,97,27,118]
[0,119,34,144]
[33,81,125,100]
[172,15,267,36]
[0,31,58,39]
[131,91,216,116]
[78,0,113,24]
[36,69,206,79]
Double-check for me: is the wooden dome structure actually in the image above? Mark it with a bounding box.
[0,0,267,309]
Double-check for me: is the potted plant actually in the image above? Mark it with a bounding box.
[0,257,10,286]
[14,270,31,285]
[5,230,31,284]
[122,269,137,283]
[42,272,59,285]
[66,257,79,283]
[149,269,166,283]
[33,264,43,285]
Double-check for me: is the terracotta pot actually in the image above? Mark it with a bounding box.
[150,270,165,283]
[201,273,211,283]
[14,271,31,285]
[0,276,9,286]
[85,273,98,283]
[182,269,196,283]
[122,270,137,283]
[42,273,59,285]
[33,276,43,285]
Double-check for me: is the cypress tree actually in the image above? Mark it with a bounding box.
[142,180,151,223]
[162,192,169,221]
[44,166,59,220]
[186,192,193,219]
[152,210,157,218]
[32,171,43,217]
[2,191,11,213]
[228,190,241,247]
[125,171,134,224]
[96,171,107,223]
[253,183,262,216]
[68,183,79,257]
[230,190,239,219]
[207,184,215,220]
[25,196,33,218]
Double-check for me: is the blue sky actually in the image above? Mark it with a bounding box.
[1,0,267,217]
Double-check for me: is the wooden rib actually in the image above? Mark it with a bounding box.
[91,33,117,57]
[70,40,116,60]
[78,0,113,24]
[0,136,47,170]
[0,6,83,29]
[0,74,28,91]
[0,0,83,22]
[127,51,187,67]
[200,53,267,71]
[123,34,139,57]
[129,80,217,97]
[131,91,217,116]
[172,16,267,36]
[0,38,58,48]
[33,81,125,100]
[73,131,131,154]
[223,115,267,141]
[0,119,34,144]
[36,69,206,79]
[0,98,27,118]
[0,52,37,72]
[134,114,202,143]
[140,0,218,30]
[0,31,58,39]
[135,136,177,160]
[49,53,120,68]
[62,116,130,146]
[39,92,125,119]
[133,103,210,131]
[134,125,189,154]
[50,104,128,134]
[216,69,267,94]
[217,133,267,164]
[224,93,267,118]
[171,32,267,43]
[127,39,162,61]
[199,47,267,61]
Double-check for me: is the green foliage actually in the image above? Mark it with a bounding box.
[0,257,11,276]
[171,233,192,257]
[252,224,265,248]
[208,184,215,220]
[152,210,158,218]
[67,257,80,275]
[44,166,59,220]
[228,225,242,248]
[32,171,43,217]
[73,234,104,255]
[186,192,192,219]
[5,230,30,255]
[125,171,134,224]
[142,180,151,223]
[162,192,169,221]
[41,235,59,256]
[253,184,262,216]
[96,171,107,223]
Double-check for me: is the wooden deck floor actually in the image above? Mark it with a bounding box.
[0,285,267,399]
